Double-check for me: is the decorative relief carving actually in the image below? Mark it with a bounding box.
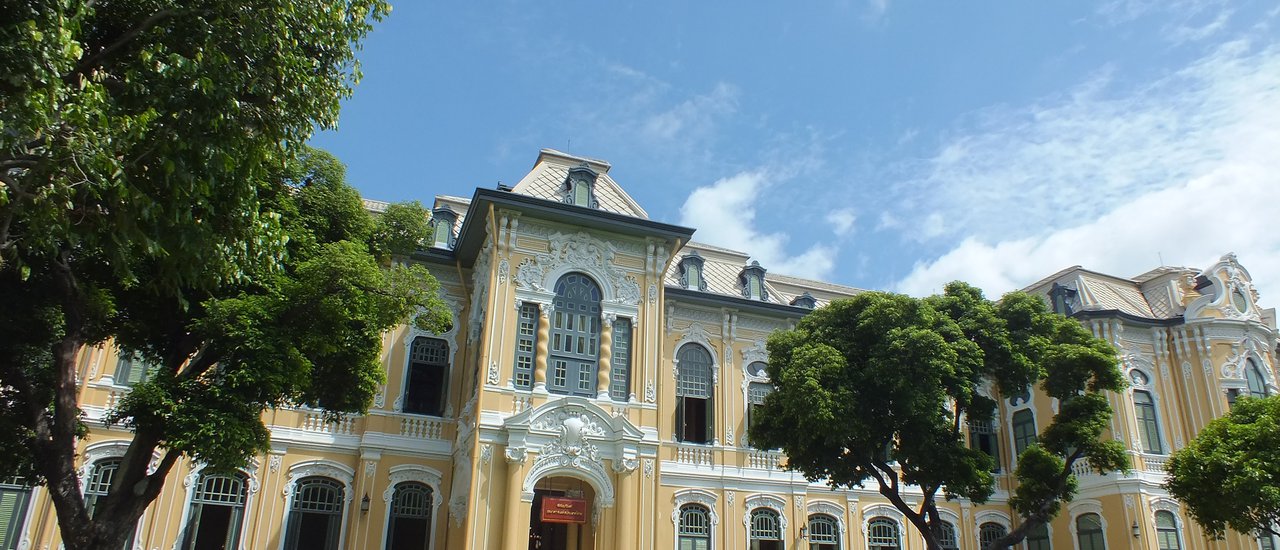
[672,490,719,526]
[736,315,788,334]
[505,447,528,464]
[512,232,642,305]
[643,458,654,478]
[530,407,608,438]
[373,384,385,408]
[282,462,354,502]
[725,427,734,446]
[743,494,788,532]
[644,379,656,403]
[364,461,376,478]
[383,467,444,504]
[487,361,500,386]
[268,454,282,473]
[727,490,735,506]
[480,444,493,465]
[649,283,658,305]
[808,501,848,533]
[498,259,510,285]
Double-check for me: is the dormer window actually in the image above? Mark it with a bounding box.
[679,252,707,291]
[430,206,458,250]
[562,163,599,209]
[790,292,817,309]
[1048,283,1077,316]
[740,261,768,301]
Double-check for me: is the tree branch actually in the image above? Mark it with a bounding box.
[65,9,179,83]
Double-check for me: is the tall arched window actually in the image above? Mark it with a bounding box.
[867,518,900,550]
[676,344,714,444]
[808,514,839,550]
[749,508,783,550]
[979,522,1007,550]
[1133,390,1163,454]
[678,504,711,550]
[84,459,139,550]
[1075,513,1105,550]
[1247,359,1270,398]
[1154,511,1181,550]
[284,477,344,550]
[387,482,433,550]
[0,477,33,550]
[938,521,958,550]
[404,337,449,416]
[1026,522,1051,550]
[1011,409,1037,458]
[182,472,249,550]
[549,273,602,397]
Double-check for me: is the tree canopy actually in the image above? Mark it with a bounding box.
[0,3,454,550]
[749,283,1127,550]
[1165,395,1280,540]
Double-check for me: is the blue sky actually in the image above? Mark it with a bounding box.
[312,0,1280,299]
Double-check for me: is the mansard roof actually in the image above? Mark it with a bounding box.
[664,241,863,309]
[509,149,650,219]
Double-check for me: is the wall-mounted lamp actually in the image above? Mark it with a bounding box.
[361,494,371,513]
[1131,521,1140,538]
[799,527,808,539]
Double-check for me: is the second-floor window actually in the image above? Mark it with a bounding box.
[1247,359,1270,398]
[404,337,449,416]
[1011,409,1038,459]
[549,273,601,397]
[746,381,773,448]
[115,352,157,386]
[969,420,1000,473]
[610,318,633,401]
[513,303,539,390]
[676,344,714,444]
[1133,390,1164,454]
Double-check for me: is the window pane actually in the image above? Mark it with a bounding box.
[1134,391,1163,454]
[609,318,632,400]
[1012,410,1037,458]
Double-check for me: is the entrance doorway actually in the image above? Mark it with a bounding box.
[526,478,595,550]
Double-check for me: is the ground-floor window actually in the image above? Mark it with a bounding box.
[387,482,433,550]
[284,477,344,550]
[868,517,900,550]
[85,459,137,550]
[0,478,32,550]
[1076,514,1105,550]
[678,504,711,550]
[1025,523,1051,550]
[182,473,248,550]
[980,522,1007,550]
[749,508,783,550]
[808,514,839,550]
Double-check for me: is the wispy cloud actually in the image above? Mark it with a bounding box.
[640,83,740,142]
[826,208,858,237]
[893,40,1280,299]
[680,171,837,280]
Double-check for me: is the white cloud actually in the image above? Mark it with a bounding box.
[641,82,739,142]
[893,40,1280,300]
[680,171,837,280]
[826,208,858,236]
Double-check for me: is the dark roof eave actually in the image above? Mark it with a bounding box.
[1069,308,1184,327]
[666,286,811,318]
[453,188,696,265]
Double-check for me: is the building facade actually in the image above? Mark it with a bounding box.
[3,149,1278,550]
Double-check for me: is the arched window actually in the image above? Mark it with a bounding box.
[429,207,457,250]
[938,521,959,550]
[747,381,774,448]
[115,352,156,386]
[284,477,344,550]
[867,517,900,550]
[1133,390,1163,454]
[404,337,449,416]
[182,472,249,550]
[0,477,33,550]
[610,317,633,401]
[676,344,715,444]
[1155,511,1181,550]
[1011,409,1037,458]
[749,508,783,550]
[678,504,711,550]
[679,253,707,291]
[808,514,839,550]
[549,273,602,397]
[387,482,433,550]
[1075,513,1105,550]
[1026,522,1051,550]
[562,163,599,208]
[740,261,769,301]
[1247,359,1270,398]
[980,522,1007,550]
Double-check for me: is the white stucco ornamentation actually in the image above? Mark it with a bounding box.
[672,489,720,526]
[513,231,641,306]
[807,500,847,534]
[743,494,788,534]
[673,323,720,383]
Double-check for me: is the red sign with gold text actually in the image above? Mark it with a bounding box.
[540,497,588,524]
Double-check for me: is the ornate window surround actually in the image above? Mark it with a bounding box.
[1067,500,1108,550]
[279,460,355,550]
[672,489,719,550]
[742,494,788,537]
[973,510,1012,548]
[178,460,261,550]
[1003,387,1036,470]
[808,500,848,549]
[1128,367,1168,455]
[396,304,461,415]
[379,465,444,550]
[673,324,720,384]
[79,440,153,550]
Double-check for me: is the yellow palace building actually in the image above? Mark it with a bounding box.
[4,149,1278,550]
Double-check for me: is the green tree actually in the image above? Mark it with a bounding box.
[749,284,1128,550]
[0,3,457,549]
[1165,395,1280,540]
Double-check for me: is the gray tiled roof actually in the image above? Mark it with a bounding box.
[510,149,649,219]
[664,242,863,307]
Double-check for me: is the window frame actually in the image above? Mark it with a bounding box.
[980,522,1008,550]
[402,336,450,416]
[677,503,713,550]
[609,317,633,401]
[0,477,34,550]
[386,481,435,550]
[1154,510,1182,550]
[1074,513,1106,550]
[181,471,251,550]
[547,273,602,397]
[1133,389,1164,455]
[283,476,345,550]
[867,517,901,550]
[676,343,715,444]
[513,302,539,390]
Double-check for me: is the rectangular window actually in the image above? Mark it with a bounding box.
[747,383,774,447]
[1134,390,1164,454]
[969,420,1001,473]
[115,353,156,386]
[577,364,593,391]
[0,479,32,550]
[513,304,538,389]
[404,338,448,416]
[552,361,568,387]
[609,319,632,401]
